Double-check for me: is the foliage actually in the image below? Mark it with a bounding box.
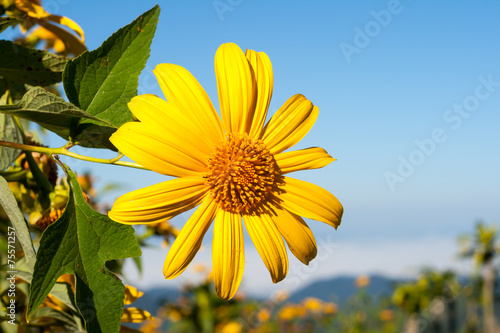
[0,40,68,86]
[459,222,499,268]
[63,5,159,149]
[27,164,142,332]
[0,2,498,332]
[0,3,160,332]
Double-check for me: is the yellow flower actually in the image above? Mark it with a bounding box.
[322,302,338,315]
[278,304,306,321]
[355,274,370,288]
[166,308,182,323]
[109,43,343,300]
[302,297,323,313]
[123,285,144,305]
[191,262,209,273]
[272,290,290,303]
[379,309,394,321]
[220,321,243,333]
[256,308,271,323]
[121,285,154,324]
[4,0,86,55]
[24,26,66,53]
[121,308,153,323]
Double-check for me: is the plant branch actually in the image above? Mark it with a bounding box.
[12,115,54,193]
[0,140,147,170]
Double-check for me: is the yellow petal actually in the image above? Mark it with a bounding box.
[121,308,153,323]
[53,38,66,53]
[109,177,207,224]
[273,207,317,265]
[123,285,143,305]
[153,64,223,147]
[128,94,214,158]
[27,27,66,53]
[245,49,273,139]
[215,43,257,134]
[56,274,74,288]
[261,94,318,154]
[277,177,343,229]
[212,210,245,300]
[163,198,218,279]
[29,26,54,39]
[110,122,208,177]
[220,321,243,333]
[275,147,335,174]
[47,15,85,42]
[16,0,50,18]
[243,213,288,283]
[33,21,86,56]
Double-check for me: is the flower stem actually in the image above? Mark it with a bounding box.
[0,140,147,170]
[12,116,54,193]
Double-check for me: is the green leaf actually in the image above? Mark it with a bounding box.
[0,80,23,170]
[0,17,22,34]
[63,5,160,129]
[0,40,68,86]
[9,256,79,315]
[8,256,33,282]
[0,176,36,268]
[50,282,78,313]
[0,114,22,170]
[0,79,27,103]
[0,87,117,149]
[29,307,81,331]
[0,167,28,182]
[27,164,142,333]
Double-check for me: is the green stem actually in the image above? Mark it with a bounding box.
[483,260,496,333]
[11,115,25,138]
[137,228,156,242]
[12,115,54,193]
[109,153,125,163]
[0,140,147,170]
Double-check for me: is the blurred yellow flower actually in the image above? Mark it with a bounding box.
[24,26,65,53]
[278,304,298,321]
[355,274,370,288]
[234,290,246,301]
[77,172,98,199]
[220,321,243,333]
[272,289,290,303]
[140,319,163,333]
[322,302,338,315]
[109,42,343,300]
[31,207,63,231]
[121,285,153,324]
[379,309,394,321]
[121,308,153,323]
[191,262,209,273]
[278,304,306,321]
[2,0,86,55]
[167,308,182,323]
[302,297,323,313]
[123,285,144,305]
[256,308,271,323]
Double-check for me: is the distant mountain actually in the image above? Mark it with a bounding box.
[288,275,407,304]
[128,275,407,318]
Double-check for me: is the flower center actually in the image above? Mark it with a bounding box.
[206,133,279,214]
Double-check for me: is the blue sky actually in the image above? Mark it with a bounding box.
[17,1,500,295]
